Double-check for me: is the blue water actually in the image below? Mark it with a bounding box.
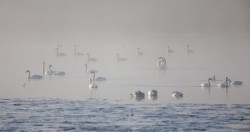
[1,98,250,131]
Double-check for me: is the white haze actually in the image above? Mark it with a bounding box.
[0,0,250,103]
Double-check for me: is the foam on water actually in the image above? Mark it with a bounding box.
[0,98,250,131]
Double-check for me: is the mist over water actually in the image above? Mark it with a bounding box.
[1,0,250,104]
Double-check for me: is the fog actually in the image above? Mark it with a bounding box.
[0,0,250,103]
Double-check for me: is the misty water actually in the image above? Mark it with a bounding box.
[1,0,250,131]
[1,35,250,131]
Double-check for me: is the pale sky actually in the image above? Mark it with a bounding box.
[0,0,249,45]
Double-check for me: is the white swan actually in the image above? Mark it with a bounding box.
[148,90,158,96]
[201,78,212,87]
[115,53,128,61]
[167,46,174,54]
[86,53,97,62]
[229,79,243,85]
[172,91,183,98]
[25,70,43,80]
[45,65,56,75]
[130,91,145,101]
[157,57,167,70]
[91,71,106,82]
[89,78,98,89]
[74,44,84,56]
[55,48,66,57]
[217,77,230,88]
[187,45,194,55]
[137,47,144,56]
[211,75,216,81]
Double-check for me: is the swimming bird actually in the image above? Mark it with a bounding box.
[86,53,97,62]
[89,78,98,89]
[229,79,243,85]
[91,71,106,82]
[131,91,145,98]
[148,90,158,96]
[201,78,212,87]
[74,43,84,56]
[137,47,144,56]
[172,91,183,98]
[115,53,128,61]
[55,48,66,57]
[148,90,158,100]
[130,91,145,101]
[44,65,56,75]
[211,75,216,81]
[167,46,174,54]
[217,77,230,88]
[157,57,167,70]
[187,45,194,55]
[25,70,43,80]
[54,71,66,76]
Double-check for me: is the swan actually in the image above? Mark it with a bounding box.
[229,79,243,85]
[115,53,128,61]
[172,91,183,98]
[201,78,212,87]
[217,77,230,88]
[47,65,66,76]
[167,46,174,54]
[54,71,66,76]
[89,78,98,89]
[74,44,84,56]
[137,47,144,56]
[55,48,66,57]
[130,91,145,101]
[157,57,167,70]
[25,70,43,80]
[86,53,97,62]
[44,65,56,75]
[211,75,216,81]
[148,90,158,96]
[91,71,106,82]
[85,64,98,73]
[187,45,194,54]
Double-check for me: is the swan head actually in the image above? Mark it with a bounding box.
[208,78,212,81]
[25,70,30,73]
[49,65,53,68]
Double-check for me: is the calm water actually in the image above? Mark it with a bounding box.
[1,35,250,131]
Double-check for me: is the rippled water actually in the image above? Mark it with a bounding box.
[0,98,250,131]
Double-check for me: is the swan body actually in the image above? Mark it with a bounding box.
[86,53,97,62]
[45,65,56,75]
[74,44,84,56]
[230,80,243,85]
[172,91,183,98]
[187,45,194,53]
[116,53,128,61]
[131,91,145,101]
[167,46,174,53]
[137,47,144,56]
[54,71,66,76]
[148,90,158,96]
[91,71,106,82]
[201,78,212,87]
[211,75,216,81]
[89,78,98,89]
[25,70,43,80]
[157,57,167,70]
[55,48,66,57]
[217,77,230,88]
